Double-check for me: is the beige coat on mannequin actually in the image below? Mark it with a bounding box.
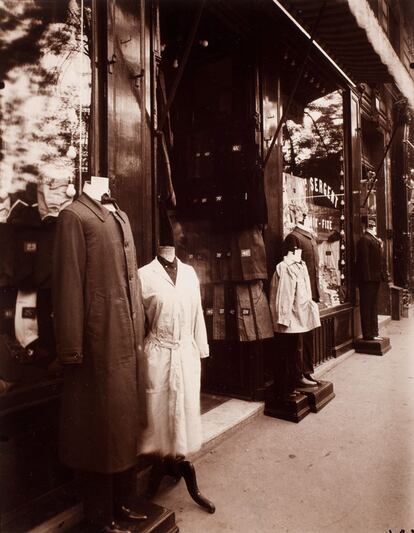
[138,258,209,457]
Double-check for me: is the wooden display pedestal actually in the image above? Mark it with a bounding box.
[264,391,311,423]
[354,337,391,356]
[74,500,178,533]
[296,380,335,413]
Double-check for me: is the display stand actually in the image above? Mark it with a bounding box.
[146,456,215,514]
[73,499,178,533]
[264,390,311,423]
[354,336,391,356]
[296,380,335,412]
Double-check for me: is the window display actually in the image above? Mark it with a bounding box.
[282,90,347,309]
[0,0,92,396]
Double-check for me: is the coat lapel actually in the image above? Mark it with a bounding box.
[152,257,175,287]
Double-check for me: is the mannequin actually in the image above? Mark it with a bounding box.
[53,183,147,532]
[138,244,215,513]
[283,210,320,385]
[356,217,385,340]
[269,244,321,398]
[83,176,117,212]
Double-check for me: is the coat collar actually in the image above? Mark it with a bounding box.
[151,256,183,287]
[293,225,314,239]
[77,193,126,223]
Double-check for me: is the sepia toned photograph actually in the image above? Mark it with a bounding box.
[0,0,413,531]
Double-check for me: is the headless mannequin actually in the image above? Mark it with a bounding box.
[146,244,215,514]
[293,215,319,386]
[274,248,315,399]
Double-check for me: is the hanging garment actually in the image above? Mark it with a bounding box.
[37,178,73,220]
[235,281,274,341]
[53,193,145,474]
[0,196,11,223]
[283,226,320,302]
[230,226,268,282]
[14,290,38,348]
[213,284,226,341]
[269,259,320,334]
[138,258,209,457]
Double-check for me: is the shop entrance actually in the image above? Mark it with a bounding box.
[156,1,273,400]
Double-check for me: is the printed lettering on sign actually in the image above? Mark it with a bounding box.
[309,177,338,208]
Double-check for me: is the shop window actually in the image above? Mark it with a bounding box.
[158,3,272,349]
[282,90,347,309]
[0,1,92,398]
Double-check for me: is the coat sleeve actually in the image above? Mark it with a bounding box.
[52,210,86,364]
[192,269,209,358]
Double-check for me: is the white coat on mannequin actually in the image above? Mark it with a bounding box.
[138,257,209,457]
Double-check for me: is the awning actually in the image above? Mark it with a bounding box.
[274,0,414,109]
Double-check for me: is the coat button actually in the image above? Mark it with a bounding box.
[132,312,136,319]
[129,274,133,281]
[125,241,129,248]
[73,353,80,360]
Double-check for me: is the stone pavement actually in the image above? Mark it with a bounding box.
[152,315,414,533]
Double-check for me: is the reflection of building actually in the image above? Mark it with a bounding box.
[1,0,414,528]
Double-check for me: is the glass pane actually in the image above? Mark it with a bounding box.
[282,90,347,309]
[0,0,92,395]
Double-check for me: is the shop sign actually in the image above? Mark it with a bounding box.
[309,178,339,208]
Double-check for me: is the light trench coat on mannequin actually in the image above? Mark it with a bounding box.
[138,258,209,457]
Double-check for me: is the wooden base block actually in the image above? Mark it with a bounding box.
[264,392,311,423]
[73,500,178,533]
[354,336,391,356]
[296,380,335,413]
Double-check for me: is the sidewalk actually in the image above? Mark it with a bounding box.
[152,315,414,533]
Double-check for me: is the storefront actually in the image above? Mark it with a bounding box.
[0,0,412,528]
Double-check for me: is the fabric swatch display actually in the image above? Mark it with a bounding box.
[269,258,321,334]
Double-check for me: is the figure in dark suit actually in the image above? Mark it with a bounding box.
[356,218,385,340]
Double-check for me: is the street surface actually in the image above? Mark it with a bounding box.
[153,314,414,533]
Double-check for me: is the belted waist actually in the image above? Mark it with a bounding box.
[145,333,194,350]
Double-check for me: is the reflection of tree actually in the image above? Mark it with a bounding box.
[282,91,343,182]
[0,0,92,197]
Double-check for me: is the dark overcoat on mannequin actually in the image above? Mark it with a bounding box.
[356,227,385,339]
[283,224,320,378]
[53,193,146,474]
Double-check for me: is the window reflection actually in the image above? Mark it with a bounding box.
[0,0,92,395]
[282,90,347,308]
